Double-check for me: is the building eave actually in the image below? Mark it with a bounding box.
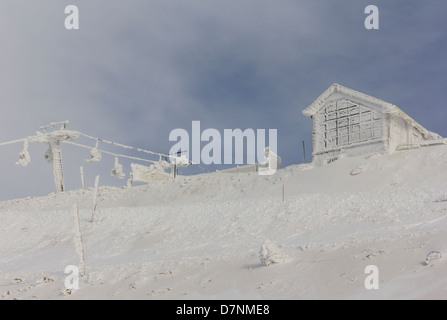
[302,83,397,117]
[302,83,442,140]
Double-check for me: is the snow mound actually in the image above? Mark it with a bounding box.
[2,144,447,299]
[425,251,442,266]
[350,166,364,176]
[259,240,286,266]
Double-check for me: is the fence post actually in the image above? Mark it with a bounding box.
[73,203,86,276]
[282,183,285,203]
[91,175,100,222]
[80,166,85,190]
[302,140,306,163]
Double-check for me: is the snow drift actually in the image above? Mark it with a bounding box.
[1,145,447,299]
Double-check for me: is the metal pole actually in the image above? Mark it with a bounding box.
[51,140,65,193]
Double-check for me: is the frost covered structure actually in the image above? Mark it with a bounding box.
[259,240,285,266]
[218,147,282,174]
[129,162,171,185]
[302,83,443,165]
[28,129,80,193]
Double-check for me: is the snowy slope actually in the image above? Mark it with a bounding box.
[1,145,447,299]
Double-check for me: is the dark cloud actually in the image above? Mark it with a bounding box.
[0,1,446,200]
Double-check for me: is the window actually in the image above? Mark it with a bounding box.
[318,100,383,150]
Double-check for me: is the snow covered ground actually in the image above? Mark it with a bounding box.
[1,145,447,300]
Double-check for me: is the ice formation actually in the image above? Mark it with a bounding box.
[111,157,125,179]
[15,140,31,167]
[259,240,286,266]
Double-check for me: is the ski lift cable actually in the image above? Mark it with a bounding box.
[39,120,69,132]
[0,138,27,147]
[63,141,158,164]
[77,132,180,157]
[0,131,187,164]
[0,131,186,159]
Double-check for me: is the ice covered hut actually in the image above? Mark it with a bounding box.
[303,83,442,165]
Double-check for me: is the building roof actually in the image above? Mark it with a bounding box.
[302,83,441,140]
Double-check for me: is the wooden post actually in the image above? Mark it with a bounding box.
[172,163,177,178]
[73,204,86,276]
[302,140,306,163]
[91,175,100,222]
[80,166,85,190]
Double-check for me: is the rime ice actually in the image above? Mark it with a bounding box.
[303,84,442,165]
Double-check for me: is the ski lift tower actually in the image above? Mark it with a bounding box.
[28,121,80,193]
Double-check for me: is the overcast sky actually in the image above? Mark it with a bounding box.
[0,0,446,201]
